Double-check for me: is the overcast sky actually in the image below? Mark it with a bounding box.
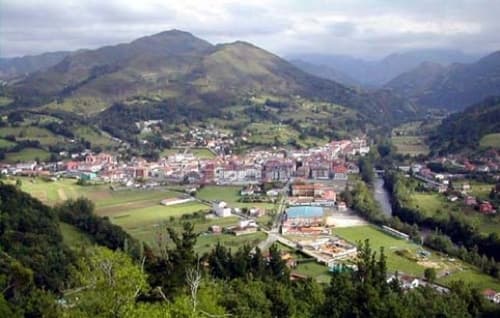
[1,0,499,59]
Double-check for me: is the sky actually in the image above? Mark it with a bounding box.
[1,0,499,59]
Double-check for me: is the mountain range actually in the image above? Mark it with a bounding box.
[0,51,69,81]
[3,30,417,125]
[287,49,479,87]
[385,52,500,110]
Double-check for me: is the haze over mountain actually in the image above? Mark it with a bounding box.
[288,59,361,88]
[385,51,500,110]
[0,51,69,81]
[288,49,479,87]
[8,30,417,124]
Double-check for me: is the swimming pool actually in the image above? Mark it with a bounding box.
[286,206,324,218]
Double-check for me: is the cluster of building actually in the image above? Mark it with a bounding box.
[1,137,369,188]
[400,162,498,215]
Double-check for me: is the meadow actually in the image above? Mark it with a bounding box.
[12,177,267,254]
[5,148,51,163]
[480,133,500,149]
[196,185,276,210]
[332,225,500,290]
[391,136,429,156]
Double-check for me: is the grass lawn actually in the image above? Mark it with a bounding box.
[438,268,500,291]
[294,261,332,283]
[0,126,64,147]
[333,225,432,277]
[409,193,447,218]
[161,148,215,159]
[469,181,495,200]
[5,148,51,163]
[59,222,93,249]
[480,133,500,149]
[197,185,242,202]
[110,202,210,229]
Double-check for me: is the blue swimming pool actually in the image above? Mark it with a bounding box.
[286,206,324,218]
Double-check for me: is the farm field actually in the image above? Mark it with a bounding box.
[196,185,275,210]
[408,193,446,218]
[391,136,429,156]
[480,133,500,149]
[5,148,51,163]
[12,177,266,254]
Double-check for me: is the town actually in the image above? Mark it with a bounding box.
[2,131,500,304]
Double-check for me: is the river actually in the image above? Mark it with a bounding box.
[374,175,393,217]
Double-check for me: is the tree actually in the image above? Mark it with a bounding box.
[424,268,437,283]
[65,247,148,317]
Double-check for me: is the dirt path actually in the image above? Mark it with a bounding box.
[58,189,67,201]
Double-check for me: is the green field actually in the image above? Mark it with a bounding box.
[408,193,446,218]
[480,133,500,149]
[294,261,332,283]
[5,148,51,163]
[0,126,64,147]
[333,225,430,276]
[391,136,429,156]
[332,225,500,290]
[408,190,500,236]
[161,148,215,159]
[0,138,16,149]
[196,185,275,210]
[0,96,13,107]
[438,268,500,291]
[74,125,117,148]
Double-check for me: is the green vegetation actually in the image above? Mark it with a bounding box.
[5,147,50,163]
[0,138,15,149]
[429,96,500,153]
[333,225,428,276]
[391,136,429,156]
[59,222,93,248]
[480,133,500,149]
[0,96,13,107]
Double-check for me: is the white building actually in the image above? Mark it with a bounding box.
[213,201,232,217]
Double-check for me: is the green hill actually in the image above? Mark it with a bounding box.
[429,96,500,153]
[386,51,500,111]
[7,30,417,126]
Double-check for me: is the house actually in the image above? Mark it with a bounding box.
[209,225,222,234]
[479,201,495,214]
[481,289,500,303]
[337,201,347,211]
[213,201,232,217]
[266,189,280,197]
[310,162,330,180]
[387,275,420,290]
[464,196,477,206]
[262,159,295,182]
[332,165,348,180]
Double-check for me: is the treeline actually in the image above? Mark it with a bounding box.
[1,183,499,316]
[384,171,500,276]
[56,197,142,258]
[347,181,420,239]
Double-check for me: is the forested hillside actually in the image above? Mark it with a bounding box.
[429,96,500,154]
[1,183,499,317]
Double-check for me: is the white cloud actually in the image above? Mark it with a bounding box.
[0,0,498,58]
